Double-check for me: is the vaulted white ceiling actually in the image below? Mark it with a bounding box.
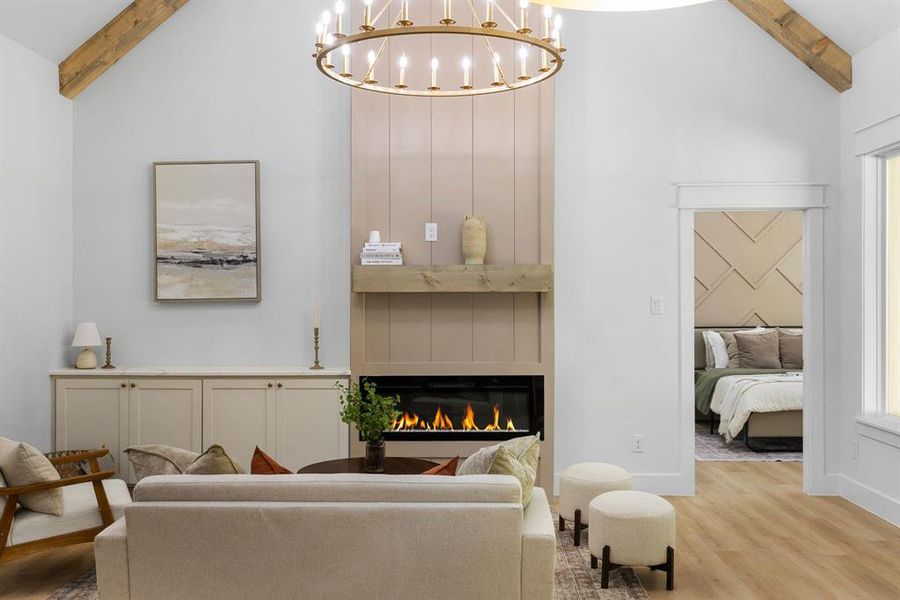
[0,0,897,65]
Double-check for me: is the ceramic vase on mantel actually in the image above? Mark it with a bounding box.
[462,215,487,265]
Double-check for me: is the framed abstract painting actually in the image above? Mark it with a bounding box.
[153,160,261,302]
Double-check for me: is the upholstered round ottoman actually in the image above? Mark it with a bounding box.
[558,463,632,546]
[588,490,676,591]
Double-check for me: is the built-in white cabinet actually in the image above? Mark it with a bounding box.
[53,371,349,483]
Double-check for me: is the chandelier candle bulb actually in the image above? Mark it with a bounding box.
[361,0,373,31]
[540,49,549,72]
[315,22,324,47]
[321,10,331,36]
[429,57,440,90]
[554,14,565,52]
[441,0,455,25]
[491,52,502,86]
[396,54,408,88]
[483,0,496,28]
[324,34,335,68]
[334,0,344,36]
[461,55,472,89]
[398,0,411,25]
[518,45,530,81]
[518,0,530,34]
[365,49,377,84]
[340,44,351,77]
[542,5,552,40]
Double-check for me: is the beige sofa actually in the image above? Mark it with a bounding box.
[94,473,556,600]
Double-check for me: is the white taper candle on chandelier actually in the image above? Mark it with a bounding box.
[398,54,408,87]
[462,55,471,88]
[324,34,335,67]
[554,14,563,49]
[315,22,324,45]
[341,44,351,76]
[362,0,372,29]
[518,45,528,79]
[334,1,344,35]
[321,10,331,36]
[443,0,452,21]
[430,57,439,89]
[485,0,494,25]
[400,0,410,23]
[492,51,501,84]
[519,0,529,32]
[366,49,377,82]
[542,5,552,39]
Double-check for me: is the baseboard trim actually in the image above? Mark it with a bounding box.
[839,475,900,526]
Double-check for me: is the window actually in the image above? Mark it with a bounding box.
[887,153,900,417]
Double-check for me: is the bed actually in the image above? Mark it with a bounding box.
[695,328,803,452]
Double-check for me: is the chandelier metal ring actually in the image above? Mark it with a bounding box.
[315,25,563,97]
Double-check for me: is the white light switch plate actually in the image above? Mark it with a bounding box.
[650,296,664,315]
[425,222,438,242]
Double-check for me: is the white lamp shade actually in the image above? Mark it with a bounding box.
[72,322,102,347]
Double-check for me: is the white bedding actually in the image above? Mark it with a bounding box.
[711,373,803,442]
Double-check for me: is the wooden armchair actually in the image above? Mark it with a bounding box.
[0,448,124,562]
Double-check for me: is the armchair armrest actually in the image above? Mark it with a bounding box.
[47,448,110,467]
[0,470,115,497]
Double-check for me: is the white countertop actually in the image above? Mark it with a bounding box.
[50,367,350,377]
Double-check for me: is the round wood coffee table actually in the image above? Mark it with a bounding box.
[297,457,438,475]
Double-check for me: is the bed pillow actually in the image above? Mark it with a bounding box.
[722,328,772,368]
[734,330,782,368]
[780,333,803,369]
[702,330,729,368]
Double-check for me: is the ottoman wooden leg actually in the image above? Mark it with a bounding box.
[600,545,611,589]
[559,514,565,532]
[574,509,583,546]
[590,555,598,569]
[666,546,675,591]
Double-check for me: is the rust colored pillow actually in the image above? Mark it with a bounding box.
[250,446,292,475]
[421,456,459,476]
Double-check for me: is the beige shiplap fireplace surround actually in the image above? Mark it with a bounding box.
[350,75,555,485]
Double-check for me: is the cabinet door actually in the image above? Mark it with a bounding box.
[275,378,348,471]
[128,379,202,483]
[55,378,129,478]
[202,379,275,470]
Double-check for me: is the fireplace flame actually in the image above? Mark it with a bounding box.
[391,403,518,432]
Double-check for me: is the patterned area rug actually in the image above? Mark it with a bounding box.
[695,422,802,461]
[49,514,647,600]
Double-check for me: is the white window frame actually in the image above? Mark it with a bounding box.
[860,146,900,436]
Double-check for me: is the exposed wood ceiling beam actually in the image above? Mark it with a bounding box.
[58,0,189,99]
[727,0,851,92]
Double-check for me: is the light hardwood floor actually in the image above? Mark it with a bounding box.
[1,461,898,599]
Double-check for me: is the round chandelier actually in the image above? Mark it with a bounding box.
[312,0,566,97]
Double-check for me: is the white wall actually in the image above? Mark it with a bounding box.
[554,2,841,493]
[73,0,350,368]
[837,29,900,525]
[0,34,73,450]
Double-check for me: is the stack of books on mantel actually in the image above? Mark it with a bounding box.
[361,242,403,265]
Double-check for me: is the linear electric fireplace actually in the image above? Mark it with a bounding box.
[361,375,544,441]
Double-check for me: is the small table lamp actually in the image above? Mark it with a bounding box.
[72,322,102,369]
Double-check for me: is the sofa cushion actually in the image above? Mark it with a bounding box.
[184,445,245,475]
[8,479,131,546]
[250,447,292,475]
[0,437,64,516]
[134,473,522,504]
[125,445,199,482]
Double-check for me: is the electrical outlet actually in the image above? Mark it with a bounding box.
[425,222,438,242]
[851,440,859,460]
[650,296,664,315]
[631,434,645,453]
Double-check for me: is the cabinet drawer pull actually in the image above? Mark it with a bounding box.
[267,383,273,388]
[277,383,283,388]
[121,383,126,388]
[130,383,136,388]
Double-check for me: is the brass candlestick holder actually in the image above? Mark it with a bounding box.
[310,327,323,370]
[101,337,115,369]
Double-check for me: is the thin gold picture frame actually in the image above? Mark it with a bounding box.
[153,160,261,303]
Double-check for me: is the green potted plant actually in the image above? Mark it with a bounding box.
[336,380,401,473]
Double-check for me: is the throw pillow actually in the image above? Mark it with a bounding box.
[0,437,64,516]
[250,446,292,475]
[456,444,497,476]
[702,330,729,368]
[489,446,537,506]
[780,333,804,369]
[184,445,245,475]
[722,328,773,368]
[457,434,541,476]
[421,456,459,476]
[734,330,781,369]
[125,445,200,482]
